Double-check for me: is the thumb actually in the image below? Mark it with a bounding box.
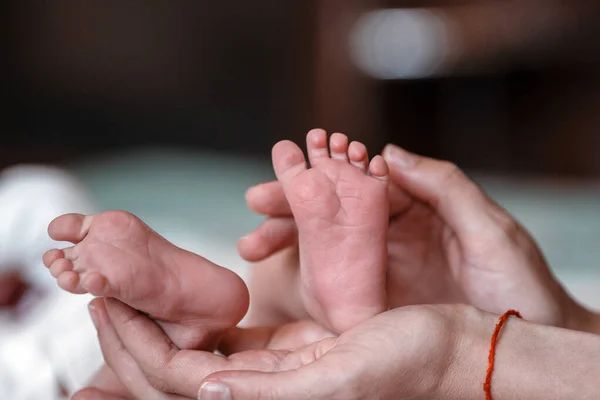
[197,362,347,400]
[382,144,508,237]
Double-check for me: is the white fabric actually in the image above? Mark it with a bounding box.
[0,165,97,288]
[0,165,101,400]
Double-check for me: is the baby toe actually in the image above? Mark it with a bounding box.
[348,141,369,171]
[43,249,64,268]
[306,129,330,167]
[49,258,74,278]
[57,271,85,294]
[80,272,109,297]
[48,213,93,243]
[272,140,308,182]
[61,246,78,261]
[329,133,349,162]
[368,156,389,182]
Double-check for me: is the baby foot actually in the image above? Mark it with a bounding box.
[272,129,389,333]
[42,211,249,349]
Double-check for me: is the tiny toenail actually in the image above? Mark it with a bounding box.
[384,144,416,168]
[198,382,231,400]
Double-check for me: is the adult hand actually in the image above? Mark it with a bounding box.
[78,298,600,400]
[240,143,587,329]
[79,297,458,400]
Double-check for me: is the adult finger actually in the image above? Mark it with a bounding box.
[103,299,302,398]
[198,358,349,400]
[245,181,291,216]
[89,298,185,400]
[237,217,298,262]
[383,144,511,237]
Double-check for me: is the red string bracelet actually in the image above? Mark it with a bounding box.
[484,310,523,400]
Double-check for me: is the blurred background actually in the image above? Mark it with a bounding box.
[1,0,600,398]
[4,0,600,173]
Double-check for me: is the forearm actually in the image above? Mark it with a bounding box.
[442,306,600,400]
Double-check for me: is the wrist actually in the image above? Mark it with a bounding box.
[438,306,600,400]
[435,305,493,400]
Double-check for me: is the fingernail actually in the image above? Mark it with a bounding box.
[383,144,416,168]
[88,303,100,329]
[198,382,231,400]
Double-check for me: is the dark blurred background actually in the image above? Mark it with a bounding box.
[2,0,600,177]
